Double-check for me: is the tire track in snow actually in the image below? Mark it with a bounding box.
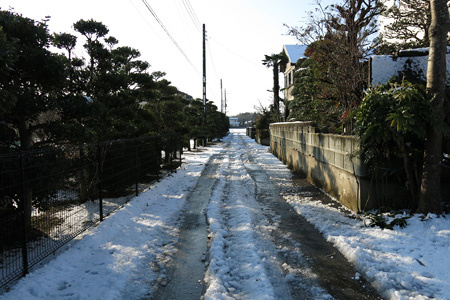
[205,134,292,300]
[150,149,225,300]
[238,133,382,300]
[237,134,334,300]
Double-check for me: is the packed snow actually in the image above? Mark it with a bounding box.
[1,129,449,300]
[203,137,297,299]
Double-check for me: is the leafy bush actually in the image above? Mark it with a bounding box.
[354,79,431,209]
[256,110,272,131]
[362,211,411,230]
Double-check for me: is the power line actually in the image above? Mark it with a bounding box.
[141,0,199,74]
[128,0,168,47]
[207,41,219,79]
[209,36,265,70]
[141,2,220,103]
[174,0,194,39]
[182,0,202,31]
[186,0,201,26]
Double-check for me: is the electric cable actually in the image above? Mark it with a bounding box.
[141,0,200,74]
[207,41,219,80]
[128,0,168,47]
[182,0,202,31]
[209,36,265,70]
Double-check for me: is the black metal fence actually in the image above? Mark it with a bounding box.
[0,135,182,288]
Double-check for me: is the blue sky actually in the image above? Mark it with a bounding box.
[1,0,335,115]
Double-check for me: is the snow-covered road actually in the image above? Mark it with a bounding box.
[151,130,378,300]
[1,129,450,300]
[203,134,298,299]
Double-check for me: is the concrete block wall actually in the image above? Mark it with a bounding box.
[269,122,375,212]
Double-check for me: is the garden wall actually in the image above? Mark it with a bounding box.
[270,122,378,212]
[256,129,270,146]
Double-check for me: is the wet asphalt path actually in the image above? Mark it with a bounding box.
[149,153,222,300]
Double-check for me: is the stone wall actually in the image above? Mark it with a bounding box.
[256,129,270,146]
[269,122,377,212]
[246,126,256,139]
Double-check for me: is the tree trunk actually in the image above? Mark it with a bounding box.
[418,0,450,214]
[78,146,90,202]
[397,138,420,210]
[273,60,280,120]
[17,119,32,150]
[284,99,290,121]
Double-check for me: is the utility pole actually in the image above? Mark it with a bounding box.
[220,79,223,113]
[202,24,206,124]
[224,88,227,116]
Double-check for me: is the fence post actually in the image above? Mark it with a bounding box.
[156,136,160,181]
[179,135,182,167]
[19,153,29,277]
[97,145,104,222]
[170,135,174,172]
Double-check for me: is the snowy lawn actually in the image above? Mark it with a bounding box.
[0,141,224,300]
[0,129,449,300]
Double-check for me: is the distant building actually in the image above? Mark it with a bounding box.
[229,117,240,128]
[281,45,308,102]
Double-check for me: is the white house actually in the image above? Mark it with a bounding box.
[281,44,308,102]
[229,117,240,128]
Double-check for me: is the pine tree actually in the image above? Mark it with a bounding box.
[0,10,66,149]
[378,0,450,54]
[262,53,287,122]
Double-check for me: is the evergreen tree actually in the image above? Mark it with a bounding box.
[289,40,341,132]
[67,19,157,142]
[0,10,66,150]
[262,52,287,121]
[233,112,257,126]
[0,24,15,119]
[144,73,185,136]
[183,98,205,148]
[377,0,433,54]
[205,101,228,140]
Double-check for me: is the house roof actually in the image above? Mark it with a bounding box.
[283,44,308,64]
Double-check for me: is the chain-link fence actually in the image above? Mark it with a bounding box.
[0,134,182,288]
